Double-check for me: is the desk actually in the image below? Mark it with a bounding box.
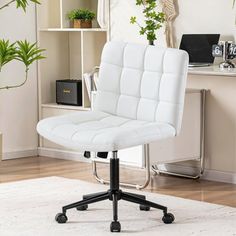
[188,65,236,77]
[154,66,236,180]
[187,65,236,177]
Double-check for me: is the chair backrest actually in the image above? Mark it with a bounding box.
[94,41,189,135]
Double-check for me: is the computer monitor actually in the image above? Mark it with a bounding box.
[179,34,220,66]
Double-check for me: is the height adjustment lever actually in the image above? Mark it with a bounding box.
[84,151,91,159]
[84,151,108,159]
[97,152,108,159]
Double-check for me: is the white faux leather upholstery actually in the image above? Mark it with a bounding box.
[95,42,188,134]
[37,111,176,152]
[37,42,188,152]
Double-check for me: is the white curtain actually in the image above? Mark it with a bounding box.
[97,0,109,28]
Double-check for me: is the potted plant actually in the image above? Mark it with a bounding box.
[67,9,96,28]
[130,0,165,45]
[0,0,45,160]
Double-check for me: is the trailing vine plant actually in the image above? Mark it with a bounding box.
[130,0,165,45]
[0,0,45,90]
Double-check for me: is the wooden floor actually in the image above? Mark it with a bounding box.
[0,156,236,208]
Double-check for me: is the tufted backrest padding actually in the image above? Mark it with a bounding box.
[94,41,189,135]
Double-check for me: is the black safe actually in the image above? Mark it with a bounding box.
[56,80,83,106]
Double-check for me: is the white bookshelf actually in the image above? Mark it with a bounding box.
[37,0,109,150]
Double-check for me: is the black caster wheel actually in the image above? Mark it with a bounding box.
[76,204,88,211]
[162,213,175,224]
[139,205,150,211]
[110,221,121,232]
[55,213,68,224]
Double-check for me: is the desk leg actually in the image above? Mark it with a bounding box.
[152,89,207,179]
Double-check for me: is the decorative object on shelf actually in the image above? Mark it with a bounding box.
[83,66,99,101]
[67,9,96,28]
[84,74,92,101]
[97,0,109,28]
[56,80,83,106]
[161,0,178,48]
[130,0,165,45]
[0,0,45,90]
[212,41,236,69]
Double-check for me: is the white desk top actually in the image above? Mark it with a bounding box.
[188,65,236,77]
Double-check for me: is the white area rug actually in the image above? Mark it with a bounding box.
[0,177,236,236]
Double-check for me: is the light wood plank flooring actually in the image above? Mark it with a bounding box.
[0,156,235,208]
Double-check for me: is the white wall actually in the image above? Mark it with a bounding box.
[110,0,236,46]
[0,3,38,158]
[175,0,236,45]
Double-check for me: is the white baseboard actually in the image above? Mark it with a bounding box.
[158,163,236,185]
[2,149,38,160]
[38,147,90,163]
[203,169,236,185]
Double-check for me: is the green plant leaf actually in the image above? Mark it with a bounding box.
[130,16,137,24]
[136,0,144,6]
[16,40,45,69]
[16,0,41,12]
[0,0,41,12]
[130,0,165,44]
[0,39,17,72]
[67,9,96,21]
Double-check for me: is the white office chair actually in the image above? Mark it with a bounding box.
[37,41,188,232]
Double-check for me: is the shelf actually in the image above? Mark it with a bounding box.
[40,28,108,32]
[42,103,91,111]
[37,0,108,149]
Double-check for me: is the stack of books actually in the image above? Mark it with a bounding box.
[83,66,99,101]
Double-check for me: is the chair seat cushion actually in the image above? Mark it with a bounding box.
[37,111,176,152]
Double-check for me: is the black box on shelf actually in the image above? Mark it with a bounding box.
[56,80,83,106]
